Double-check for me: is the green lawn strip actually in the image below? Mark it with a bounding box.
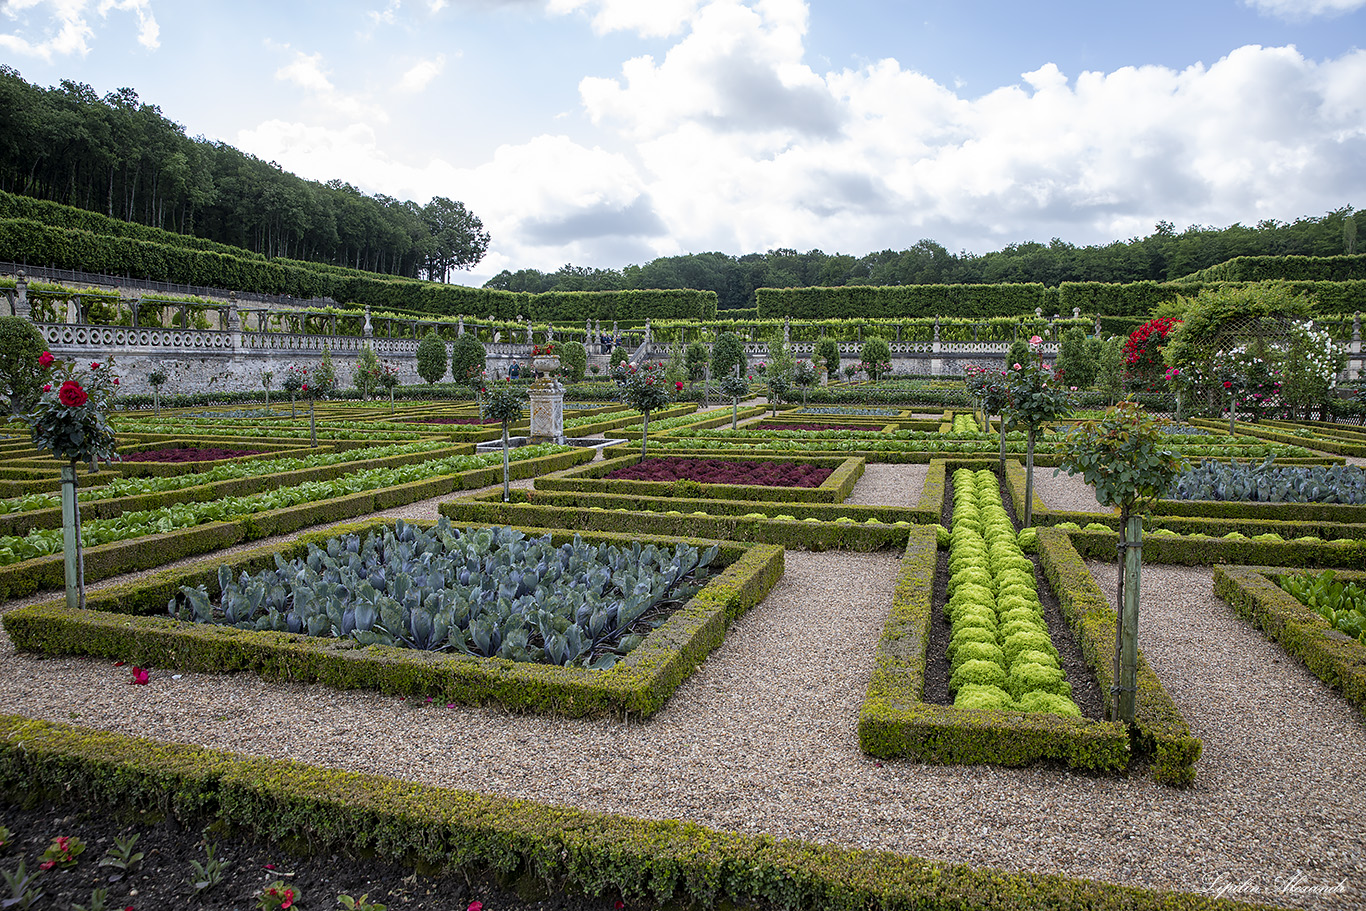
[3,520,782,718]
[0,443,472,535]
[0,717,1270,911]
[1212,565,1366,718]
[1033,527,1202,785]
[538,453,863,504]
[0,447,593,600]
[858,523,1134,776]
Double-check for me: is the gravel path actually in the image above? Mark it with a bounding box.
[0,463,1363,908]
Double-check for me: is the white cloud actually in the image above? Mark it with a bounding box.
[1244,0,1366,19]
[368,0,401,26]
[547,0,705,37]
[273,49,389,122]
[0,0,96,60]
[396,54,446,93]
[97,0,158,49]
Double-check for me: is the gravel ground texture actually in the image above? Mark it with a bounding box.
[0,455,1363,909]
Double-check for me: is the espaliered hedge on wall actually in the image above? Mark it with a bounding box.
[1183,254,1366,283]
[756,279,1366,322]
[757,284,1054,320]
[858,527,1134,773]
[3,520,783,718]
[1212,566,1366,716]
[0,214,717,321]
[0,716,1272,911]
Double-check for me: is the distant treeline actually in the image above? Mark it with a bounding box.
[487,212,1362,310]
[0,67,487,281]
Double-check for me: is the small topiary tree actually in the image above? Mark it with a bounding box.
[1281,323,1346,420]
[0,316,49,415]
[859,336,891,381]
[416,331,448,384]
[792,358,816,404]
[450,333,487,388]
[303,349,338,447]
[378,362,400,414]
[1056,400,1188,725]
[147,366,167,416]
[282,367,302,418]
[813,336,840,382]
[618,361,674,457]
[1056,326,1098,389]
[354,344,381,400]
[718,371,750,429]
[1003,335,1073,526]
[558,340,588,384]
[711,332,746,383]
[481,378,527,502]
[1096,336,1125,404]
[261,369,273,413]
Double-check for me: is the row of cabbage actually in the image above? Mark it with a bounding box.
[638,435,1308,459]
[946,468,1081,716]
[0,441,453,515]
[0,444,571,565]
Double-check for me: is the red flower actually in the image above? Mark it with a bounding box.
[91,362,100,370]
[39,351,54,367]
[42,384,51,392]
[301,383,308,391]
[128,667,149,685]
[1223,380,1233,389]
[39,860,56,871]
[675,381,684,390]
[468,902,483,911]
[113,378,119,385]
[58,380,88,407]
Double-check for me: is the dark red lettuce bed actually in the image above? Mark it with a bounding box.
[604,457,833,488]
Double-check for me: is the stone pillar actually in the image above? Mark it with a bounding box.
[645,319,652,345]
[457,316,464,337]
[529,356,565,445]
[932,317,942,375]
[1095,316,1102,336]
[363,306,373,338]
[13,270,29,320]
[1073,306,1081,319]
[783,317,790,346]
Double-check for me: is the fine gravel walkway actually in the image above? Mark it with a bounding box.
[0,464,1363,908]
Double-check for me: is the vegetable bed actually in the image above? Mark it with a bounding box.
[604,457,834,488]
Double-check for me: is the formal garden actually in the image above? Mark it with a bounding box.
[0,276,1362,911]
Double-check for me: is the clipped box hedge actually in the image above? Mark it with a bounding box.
[0,717,1272,911]
[1034,528,1202,785]
[539,452,864,504]
[0,447,595,601]
[858,527,1134,774]
[4,520,783,718]
[1212,566,1366,717]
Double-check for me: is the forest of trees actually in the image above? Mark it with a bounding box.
[486,211,1362,310]
[0,66,488,281]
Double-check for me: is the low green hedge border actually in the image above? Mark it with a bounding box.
[858,526,1133,774]
[0,444,477,536]
[439,496,915,552]
[1034,528,1202,786]
[1212,565,1366,717]
[3,520,783,718]
[0,717,1271,911]
[556,403,700,438]
[1190,417,1366,457]
[539,453,864,504]
[613,406,769,439]
[0,447,595,602]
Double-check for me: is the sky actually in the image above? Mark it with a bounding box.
[2,0,1365,287]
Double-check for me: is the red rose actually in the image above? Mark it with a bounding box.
[91,362,100,370]
[58,380,88,407]
[39,351,54,367]
[1223,380,1233,389]
[675,381,684,390]
[43,384,51,392]
[113,378,119,385]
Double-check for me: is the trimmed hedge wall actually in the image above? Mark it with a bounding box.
[0,716,1272,911]
[1212,566,1366,717]
[1183,254,1366,283]
[757,284,1054,320]
[858,527,1133,773]
[0,447,595,601]
[0,214,717,321]
[3,520,783,718]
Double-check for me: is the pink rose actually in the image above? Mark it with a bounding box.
[1013,363,1022,370]
[1029,335,1042,347]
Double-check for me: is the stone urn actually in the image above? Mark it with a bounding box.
[532,355,561,379]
